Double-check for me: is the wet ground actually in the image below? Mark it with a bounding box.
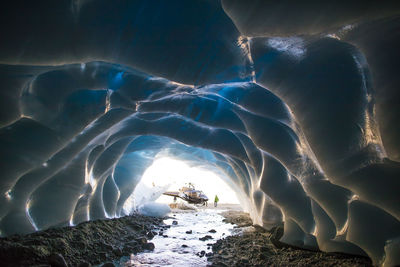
[0,204,374,267]
[112,206,240,267]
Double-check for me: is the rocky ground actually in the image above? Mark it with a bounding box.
[0,214,164,267]
[219,210,253,228]
[207,212,373,267]
[0,207,374,267]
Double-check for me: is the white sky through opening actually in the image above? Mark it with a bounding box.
[139,157,240,204]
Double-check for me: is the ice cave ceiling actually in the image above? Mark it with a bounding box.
[0,0,399,266]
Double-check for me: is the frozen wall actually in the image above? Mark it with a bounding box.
[0,1,399,266]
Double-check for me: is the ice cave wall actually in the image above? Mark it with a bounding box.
[0,1,399,266]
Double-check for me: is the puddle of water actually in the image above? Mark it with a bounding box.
[115,208,236,267]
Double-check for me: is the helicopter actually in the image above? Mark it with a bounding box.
[163,183,209,205]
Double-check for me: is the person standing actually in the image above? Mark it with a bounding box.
[214,195,219,207]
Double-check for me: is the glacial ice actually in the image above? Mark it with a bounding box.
[137,202,171,218]
[0,0,399,266]
[124,182,170,215]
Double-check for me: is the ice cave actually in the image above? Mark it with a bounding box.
[0,0,399,266]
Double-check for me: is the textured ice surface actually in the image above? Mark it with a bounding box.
[137,202,171,218]
[0,1,399,266]
[123,183,170,215]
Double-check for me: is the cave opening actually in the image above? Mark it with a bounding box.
[120,156,247,267]
[123,156,242,215]
[0,0,399,266]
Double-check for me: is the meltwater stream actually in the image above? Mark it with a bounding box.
[117,208,239,267]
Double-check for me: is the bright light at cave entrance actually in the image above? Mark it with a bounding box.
[140,157,239,204]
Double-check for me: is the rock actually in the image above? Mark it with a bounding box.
[208,229,216,233]
[185,230,192,234]
[269,226,284,241]
[220,210,253,227]
[102,244,114,251]
[99,252,107,261]
[23,239,43,246]
[48,253,68,267]
[143,242,155,251]
[199,235,213,241]
[196,250,206,257]
[239,258,249,265]
[159,231,164,235]
[114,248,123,257]
[136,237,147,245]
[146,231,154,239]
[162,235,168,238]
[78,262,91,267]
[123,240,139,254]
[125,240,138,248]
[181,244,188,248]
[122,246,133,254]
[74,241,86,250]
[172,220,178,225]
[206,252,213,257]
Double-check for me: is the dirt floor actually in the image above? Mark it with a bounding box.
[0,214,163,267]
[219,210,253,228]
[207,211,373,267]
